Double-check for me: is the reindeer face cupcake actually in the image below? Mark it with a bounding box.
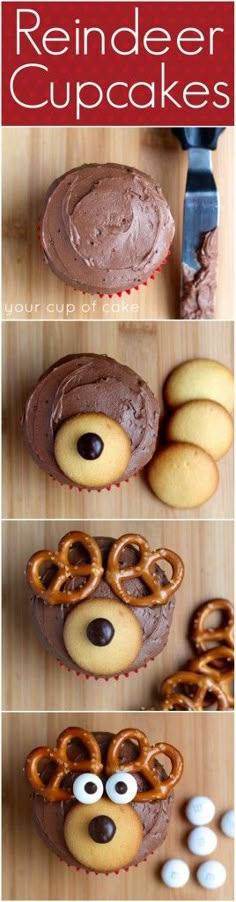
[27,531,184,679]
[25,727,183,873]
[22,353,160,491]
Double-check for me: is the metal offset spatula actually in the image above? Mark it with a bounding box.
[172,127,225,319]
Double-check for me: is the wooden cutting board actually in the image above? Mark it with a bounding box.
[2,712,233,901]
[3,320,233,519]
[2,519,233,713]
[2,126,233,321]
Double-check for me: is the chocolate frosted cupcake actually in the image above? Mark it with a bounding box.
[26,531,184,678]
[41,163,175,294]
[25,726,183,873]
[22,354,160,490]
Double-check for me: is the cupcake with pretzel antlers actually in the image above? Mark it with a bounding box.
[26,531,184,680]
[25,726,183,873]
[22,353,160,492]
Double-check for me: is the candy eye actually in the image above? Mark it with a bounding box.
[54,413,131,488]
[73,773,104,804]
[105,772,137,804]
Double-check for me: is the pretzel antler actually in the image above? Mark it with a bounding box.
[106,728,183,801]
[160,695,198,711]
[189,648,234,708]
[191,599,234,654]
[27,531,103,605]
[25,727,103,801]
[106,535,184,607]
[160,670,229,711]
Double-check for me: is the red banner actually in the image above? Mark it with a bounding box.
[2,1,234,125]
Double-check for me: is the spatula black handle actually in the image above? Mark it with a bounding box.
[172,127,225,150]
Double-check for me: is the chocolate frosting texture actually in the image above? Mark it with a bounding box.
[41,163,175,293]
[22,354,160,487]
[30,537,176,675]
[32,731,174,871]
[180,228,218,319]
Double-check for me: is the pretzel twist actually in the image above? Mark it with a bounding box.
[160,694,198,711]
[191,599,234,654]
[160,670,229,711]
[106,535,184,607]
[27,532,184,608]
[27,531,103,605]
[105,728,183,800]
[189,647,234,708]
[25,727,103,801]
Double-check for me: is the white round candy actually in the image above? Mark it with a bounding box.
[187,826,217,856]
[220,809,234,838]
[73,773,103,804]
[105,771,137,804]
[161,859,190,888]
[185,796,215,825]
[196,860,226,890]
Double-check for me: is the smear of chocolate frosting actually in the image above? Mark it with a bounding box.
[41,163,175,293]
[30,537,176,676]
[180,228,218,319]
[31,731,174,870]
[22,354,160,487]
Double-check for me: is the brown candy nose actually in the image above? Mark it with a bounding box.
[77,432,104,460]
[88,814,116,843]
[86,618,115,646]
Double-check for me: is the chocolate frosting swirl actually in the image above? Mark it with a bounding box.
[30,537,176,675]
[22,354,160,487]
[180,228,218,320]
[41,163,175,293]
[32,732,174,870]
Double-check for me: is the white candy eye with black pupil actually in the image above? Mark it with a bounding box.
[73,773,104,804]
[105,772,137,804]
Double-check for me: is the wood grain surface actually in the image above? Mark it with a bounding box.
[2,126,233,321]
[2,712,234,901]
[2,320,233,519]
[2,519,233,713]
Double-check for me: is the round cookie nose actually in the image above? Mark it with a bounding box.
[88,815,116,843]
[77,433,104,460]
[86,618,115,647]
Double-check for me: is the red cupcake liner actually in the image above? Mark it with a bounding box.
[37,220,172,298]
[57,847,155,875]
[56,657,155,681]
[93,254,170,299]
[49,471,138,494]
